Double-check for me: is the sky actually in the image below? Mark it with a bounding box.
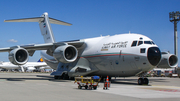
[0,0,180,66]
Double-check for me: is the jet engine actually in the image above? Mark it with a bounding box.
[157,52,178,68]
[53,45,78,63]
[8,48,29,65]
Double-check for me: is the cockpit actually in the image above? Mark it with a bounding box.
[131,40,155,47]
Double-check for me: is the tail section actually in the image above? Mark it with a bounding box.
[4,12,72,43]
[39,13,55,43]
[37,58,44,62]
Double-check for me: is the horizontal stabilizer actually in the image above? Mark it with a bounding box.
[4,17,72,26]
[4,17,44,22]
[49,17,72,26]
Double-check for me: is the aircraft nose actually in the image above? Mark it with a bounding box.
[147,47,161,66]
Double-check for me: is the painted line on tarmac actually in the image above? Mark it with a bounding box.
[93,85,180,98]
[151,85,180,89]
[142,85,180,92]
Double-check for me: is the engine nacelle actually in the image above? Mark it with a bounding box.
[53,45,78,63]
[157,52,178,68]
[8,48,29,65]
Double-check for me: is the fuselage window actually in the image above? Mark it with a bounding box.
[140,48,146,53]
[131,41,137,47]
[138,41,143,46]
[144,41,152,44]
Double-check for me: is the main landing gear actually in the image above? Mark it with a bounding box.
[54,73,70,80]
[138,78,149,85]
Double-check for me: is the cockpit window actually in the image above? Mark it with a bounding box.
[151,41,155,45]
[138,41,143,46]
[131,40,155,47]
[144,41,152,44]
[131,41,137,47]
[144,41,155,45]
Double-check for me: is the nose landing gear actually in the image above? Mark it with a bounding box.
[137,71,149,85]
[138,78,149,85]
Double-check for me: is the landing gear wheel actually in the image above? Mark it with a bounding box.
[143,78,149,85]
[54,76,61,79]
[69,77,75,80]
[78,85,82,89]
[54,76,58,79]
[62,74,69,80]
[93,86,97,90]
[85,85,88,89]
[89,85,92,90]
[138,78,143,85]
[138,78,149,85]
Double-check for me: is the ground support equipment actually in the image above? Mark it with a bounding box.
[74,76,101,90]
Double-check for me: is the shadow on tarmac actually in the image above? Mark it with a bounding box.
[0,74,169,84]
[110,78,169,85]
[0,75,71,82]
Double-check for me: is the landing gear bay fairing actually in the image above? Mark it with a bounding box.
[0,12,178,85]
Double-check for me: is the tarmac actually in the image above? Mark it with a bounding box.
[0,73,180,101]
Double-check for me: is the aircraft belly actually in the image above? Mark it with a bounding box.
[91,69,142,77]
[41,50,59,70]
[41,56,58,70]
[85,55,152,77]
[86,55,135,71]
[44,60,58,70]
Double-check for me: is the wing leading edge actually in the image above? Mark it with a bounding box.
[0,40,85,56]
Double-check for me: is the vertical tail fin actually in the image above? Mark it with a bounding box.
[4,12,72,43]
[39,13,56,43]
[37,58,44,62]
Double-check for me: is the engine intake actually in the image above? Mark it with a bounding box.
[53,45,78,63]
[8,48,29,65]
[157,52,178,68]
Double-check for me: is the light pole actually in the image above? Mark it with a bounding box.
[169,11,180,69]
[169,11,180,57]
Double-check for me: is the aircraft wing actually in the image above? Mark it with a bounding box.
[0,43,54,52]
[0,40,85,56]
